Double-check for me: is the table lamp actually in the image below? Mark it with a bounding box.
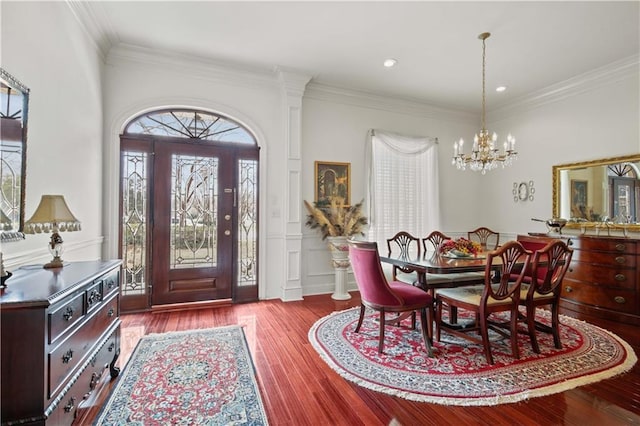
[24,195,81,268]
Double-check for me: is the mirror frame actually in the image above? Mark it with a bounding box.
[553,153,640,231]
[0,67,29,242]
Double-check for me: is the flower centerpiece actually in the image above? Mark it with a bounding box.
[440,237,482,257]
[304,198,367,240]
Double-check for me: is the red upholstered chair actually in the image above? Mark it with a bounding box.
[435,241,531,365]
[348,239,434,356]
[468,227,500,250]
[520,240,573,353]
[386,231,421,285]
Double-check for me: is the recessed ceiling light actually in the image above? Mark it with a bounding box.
[496,86,507,92]
[383,58,397,68]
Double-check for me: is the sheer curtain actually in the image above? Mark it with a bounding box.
[366,129,440,249]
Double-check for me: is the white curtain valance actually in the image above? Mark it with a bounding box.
[369,129,438,155]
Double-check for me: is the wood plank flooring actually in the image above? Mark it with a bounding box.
[81,293,640,426]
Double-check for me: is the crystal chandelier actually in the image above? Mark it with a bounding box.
[452,32,517,174]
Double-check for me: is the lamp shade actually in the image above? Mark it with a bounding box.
[24,195,81,234]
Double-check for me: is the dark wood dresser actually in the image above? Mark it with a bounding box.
[519,234,640,326]
[1,260,122,426]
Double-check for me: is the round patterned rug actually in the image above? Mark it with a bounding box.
[308,307,637,406]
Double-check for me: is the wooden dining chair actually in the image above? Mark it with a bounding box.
[468,227,500,250]
[423,230,486,324]
[435,241,532,365]
[520,240,573,353]
[422,230,451,253]
[348,239,434,356]
[386,231,421,285]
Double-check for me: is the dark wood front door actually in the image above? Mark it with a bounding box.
[150,141,234,306]
[119,108,260,313]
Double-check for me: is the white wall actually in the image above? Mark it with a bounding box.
[2,2,104,267]
[482,59,639,237]
[300,86,479,295]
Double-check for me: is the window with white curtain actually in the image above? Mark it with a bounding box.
[366,129,440,249]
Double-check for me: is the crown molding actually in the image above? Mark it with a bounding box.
[277,68,312,98]
[107,43,280,91]
[65,0,117,60]
[490,54,639,121]
[305,82,477,124]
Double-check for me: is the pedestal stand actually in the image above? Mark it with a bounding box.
[326,236,352,300]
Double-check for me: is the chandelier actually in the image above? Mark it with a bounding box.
[452,32,517,174]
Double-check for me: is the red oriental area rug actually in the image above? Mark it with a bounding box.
[309,307,636,406]
[95,326,269,425]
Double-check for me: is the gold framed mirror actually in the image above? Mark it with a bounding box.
[553,154,640,230]
[1,68,29,242]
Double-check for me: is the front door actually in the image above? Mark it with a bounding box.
[151,141,234,306]
[119,109,259,312]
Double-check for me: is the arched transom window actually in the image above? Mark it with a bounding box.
[124,108,256,144]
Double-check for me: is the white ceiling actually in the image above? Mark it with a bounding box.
[85,1,639,112]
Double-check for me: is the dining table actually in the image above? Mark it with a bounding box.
[379,250,501,292]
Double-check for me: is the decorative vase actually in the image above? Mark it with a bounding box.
[326,236,351,300]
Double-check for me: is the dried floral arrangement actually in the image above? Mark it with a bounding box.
[304,198,368,240]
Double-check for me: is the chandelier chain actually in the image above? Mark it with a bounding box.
[481,36,486,132]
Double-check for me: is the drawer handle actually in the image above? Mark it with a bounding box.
[87,290,102,306]
[615,243,626,252]
[63,306,74,321]
[107,308,115,317]
[63,397,75,413]
[107,279,116,290]
[615,256,626,264]
[90,371,103,390]
[108,342,115,352]
[614,296,626,304]
[615,274,626,281]
[564,286,573,293]
[566,239,573,246]
[62,349,73,364]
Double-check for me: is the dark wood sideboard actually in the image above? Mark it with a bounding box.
[1,260,122,426]
[519,234,640,326]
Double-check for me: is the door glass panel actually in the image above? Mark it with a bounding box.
[125,109,254,144]
[171,154,218,269]
[121,151,148,296]
[238,159,258,287]
[613,179,636,221]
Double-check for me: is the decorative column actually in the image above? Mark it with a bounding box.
[326,236,351,300]
[278,69,311,301]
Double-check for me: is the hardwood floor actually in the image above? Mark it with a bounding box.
[81,293,640,426]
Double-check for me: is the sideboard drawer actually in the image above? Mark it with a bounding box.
[562,279,638,314]
[566,262,637,290]
[48,293,119,398]
[85,281,104,313]
[567,237,638,253]
[569,250,637,267]
[49,292,85,345]
[102,269,120,298]
[46,326,119,426]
